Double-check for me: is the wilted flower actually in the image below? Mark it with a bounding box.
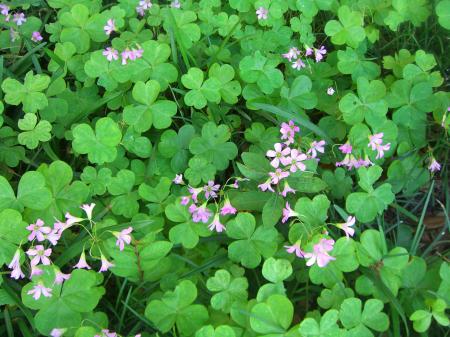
[280,181,296,197]
[74,251,91,269]
[27,283,52,300]
[258,179,274,192]
[65,212,84,226]
[44,229,61,246]
[181,196,191,205]
[256,7,268,20]
[31,31,43,42]
[8,250,25,280]
[327,87,335,96]
[54,268,71,284]
[173,174,184,184]
[99,254,114,272]
[428,157,441,173]
[188,186,203,203]
[282,202,299,223]
[81,203,95,220]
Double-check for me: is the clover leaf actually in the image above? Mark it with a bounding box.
[17,113,52,150]
[21,268,105,335]
[324,6,366,48]
[196,325,235,337]
[436,1,450,29]
[72,117,122,165]
[0,171,52,212]
[337,47,381,81]
[293,195,330,237]
[387,154,430,195]
[159,125,196,172]
[124,80,177,132]
[1,71,50,113]
[165,200,211,249]
[339,78,388,126]
[162,9,201,50]
[189,122,238,172]
[0,127,25,168]
[80,166,112,196]
[206,269,248,313]
[181,67,221,109]
[239,51,284,94]
[322,168,353,200]
[296,0,333,18]
[339,298,389,337]
[298,309,342,337]
[317,284,355,310]
[0,209,27,266]
[107,170,139,218]
[227,213,278,268]
[209,63,242,104]
[145,280,209,335]
[185,157,216,185]
[139,177,171,215]
[262,258,292,283]
[346,166,395,223]
[280,75,318,111]
[250,294,293,336]
[410,299,449,333]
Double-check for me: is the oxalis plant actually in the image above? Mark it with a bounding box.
[0,0,449,337]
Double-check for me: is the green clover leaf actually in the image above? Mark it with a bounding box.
[165,200,211,249]
[17,114,52,150]
[181,67,221,109]
[124,80,177,132]
[209,63,242,104]
[387,154,430,195]
[262,258,293,283]
[21,268,105,335]
[80,166,112,196]
[317,284,355,310]
[293,195,330,236]
[0,209,27,266]
[227,213,278,268]
[159,125,196,172]
[139,177,171,215]
[436,1,450,29]
[185,156,216,185]
[1,71,50,113]
[339,78,388,126]
[339,298,389,337]
[206,269,248,313]
[107,170,139,218]
[337,47,381,81]
[0,127,25,168]
[250,294,293,336]
[346,166,395,223]
[145,280,209,335]
[162,9,201,50]
[196,325,235,337]
[296,0,333,18]
[189,122,238,172]
[280,75,318,111]
[322,168,353,200]
[410,299,449,333]
[0,171,52,212]
[298,309,341,337]
[239,51,284,94]
[324,6,366,48]
[72,117,122,165]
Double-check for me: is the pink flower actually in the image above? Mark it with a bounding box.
[315,46,327,62]
[100,330,117,337]
[292,59,306,70]
[44,229,61,246]
[289,149,307,172]
[65,212,84,226]
[81,203,95,220]
[337,216,355,239]
[305,47,313,56]
[368,133,391,159]
[139,0,153,9]
[284,242,304,258]
[304,239,336,268]
[188,186,203,203]
[121,49,132,65]
[258,179,274,192]
[129,48,144,60]
[282,47,301,62]
[339,142,352,154]
[173,174,184,184]
[0,4,9,16]
[31,31,43,42]
[266,143,291,168]
[307,140,326,158]
[103,47,119,62]
[203,180,220,199]
[220,198,237,216]
[54,220,69,234]
[282,202,299,223]
[50,329,66,337]
[74,251,91,269]
[13,12,26,25]
[231,179,239,188]
[54,268,71,284]
[99,254,114,272]
[280,121,299,145]
[27,283,52,300]
[181,196,191,205]
[280,181,296,197]
[26,219,52,242]
[190,204,212,223]
[114,227,133,251]
[327,87,335,95]
[256,7,268,20]
[269,168,290,184]
[428,158,441,173]
[30,265,43,278]
[8,250,24,280]
[27,245,52,266]
[208,214,226,232]
[104,19,116,35]
[171,0,181,8]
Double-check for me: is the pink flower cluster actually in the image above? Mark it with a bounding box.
[1,4,44,43]
[136,0,152,16]
[282,45,327,70]
[256,7,268,20]
[368,133,391,159]
[50,328,141,337]
[7,203,134,301]
[336,141,374,170]
[175,174,241,233]
[258,120,326,194]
